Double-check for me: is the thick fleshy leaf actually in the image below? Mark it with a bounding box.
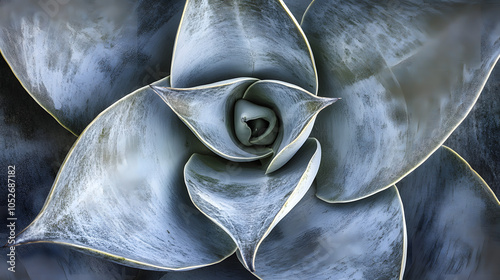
[302,0,500,202]
[0,53,156,280]
[14,78,236,271]
[0,0,184,134]
[243,80,337,173]
[170,0,317,94]
[283,0,312,23]
[252,185,406,279]
[445,62,500,195]
[397,146,500,279]
[184,138,321,272]
[151,78,274,162]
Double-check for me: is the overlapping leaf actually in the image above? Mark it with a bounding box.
[0,0,184,134]
[302,0,500,202]
[397,146,500,279]
[445,62,500,195]
[184,138,321,272]
[151,78,273,162]
[14,79,236,271]
[170,0,317,94]
[243,80,337,173]
[252,185,406,279]
[282,0,313,23]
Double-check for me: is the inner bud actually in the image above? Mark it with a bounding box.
[234,100,278,146]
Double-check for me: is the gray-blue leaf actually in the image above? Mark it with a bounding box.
[0,0,184,134]
[252,185,406,279]
[303,0,500,202]
[398,146,500,279]
[184,138,322,272]
[14,78,236,271]
[170,0,317,94]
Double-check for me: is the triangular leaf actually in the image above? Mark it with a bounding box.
[171,0,317,94]
[302,0,500,202]
[243,80,337,173]
[15,79,236,271]
[184,138,322,272]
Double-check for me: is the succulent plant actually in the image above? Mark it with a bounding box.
[1,0,499,279]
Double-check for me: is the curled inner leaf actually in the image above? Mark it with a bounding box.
[243,80,338,173]
[153,79,337,173]
[234,99,278,146]
[151,78,273,162]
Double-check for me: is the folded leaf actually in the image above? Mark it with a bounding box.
[397,146,500,279]
[170,0,317,94]
[15,78,236,271]
[243,80,337,173]
[252,185,406,279]
[151,78,273,162]
[302,0,500,202]
[0,0,184,134]
[184,138,321,272]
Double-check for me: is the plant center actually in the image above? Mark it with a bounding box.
[234,99,278,147]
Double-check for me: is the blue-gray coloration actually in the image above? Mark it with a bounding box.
[0,55,75,235]
[445,62,500,196]
[233,99,278,146]
[0,0,499,279]
[184,138,321,272]
[171,0,317,94]
[0,0,184,134]
[398,146,500,279]
[14,78,237,271]
[152,78,273,162]
[282,0,313,23]
[154,254,256,280]
[302,0,500,202]
[243,80,337,173]
[253,185,406,279]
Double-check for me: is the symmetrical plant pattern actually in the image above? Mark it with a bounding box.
[0,0,499,279]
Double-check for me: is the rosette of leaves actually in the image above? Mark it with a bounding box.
[1,0,499,279]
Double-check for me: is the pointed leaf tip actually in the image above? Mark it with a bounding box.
[242,80,337,173]
[153,78,275,163]
[171,0,317,93]
[304,0,500,202]
[184,138,322,272]
[16,82,236,271]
